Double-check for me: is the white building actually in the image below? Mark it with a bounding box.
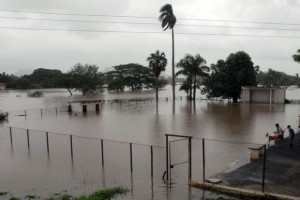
[0,83,6,90]
[69,100,104,113]
[241,87,285,104]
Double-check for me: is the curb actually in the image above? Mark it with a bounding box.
[189,181,300,200]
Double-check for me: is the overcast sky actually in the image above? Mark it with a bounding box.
[0,0,300,76]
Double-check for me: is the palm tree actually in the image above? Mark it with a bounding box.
[176,54,209,100]
[293,49,300,63]
[159,4,176,101]
[147,50,167,101]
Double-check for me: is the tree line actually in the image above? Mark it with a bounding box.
[1,4,300,103]
[0,50,299,102]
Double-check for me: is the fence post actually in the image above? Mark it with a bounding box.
[101,139,104,166]
[151,145,153,177]
[24,110,27,118]
[166,134,169,181]
[130,143,133,173]
[40,109,43,117]
[9,127,13,145]
[46,132,49,153]
[189,137,192,181]
[70,135,73,158]
[27,129,30,148]
[202,138,205,183]
[55,107,58,115]
[262,144,267,193]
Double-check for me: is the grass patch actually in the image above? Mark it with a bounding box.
[43,187,128,200]
[77,187,129,200]
[0,192,8,196]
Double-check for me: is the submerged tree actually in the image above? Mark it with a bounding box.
[67,63,104,95]
[176,54,209,100]
[159,4,176,101]
[293,49,300,63]
[147,50,167,101]
[202,51,257,103]
[107,63,153,92]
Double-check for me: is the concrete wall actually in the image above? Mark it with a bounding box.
[71,102,100,112]
[241,87,285,104]
[241,89,250,103]
[250,89,271,103]
[274,88,285,104]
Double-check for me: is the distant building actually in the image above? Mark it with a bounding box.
[69,100,104,113]
[0,83,6,90]
[241,86,285,104]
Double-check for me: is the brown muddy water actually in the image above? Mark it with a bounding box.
[0,86,299,199]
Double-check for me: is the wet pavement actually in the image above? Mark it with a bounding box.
[219,133,300,197]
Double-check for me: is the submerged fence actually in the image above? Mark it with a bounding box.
[4,95,226,120]
[0,125,297,197]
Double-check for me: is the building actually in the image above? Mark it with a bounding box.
[0,83,6,90]
[241,86,285,104]
[69,100,104,113]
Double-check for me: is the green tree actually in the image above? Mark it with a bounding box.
[9,76,31,89]
[256,69,298,86]
[29,68,64,88]
[61,73,76,95]
[68,63,104,95]
[293,49,300,63]
[176,54,209,100]
[107,63,156,92]
[107,77,125,92]
[202,51,257,103]
[147,50,167,101]
[159,4,176,101]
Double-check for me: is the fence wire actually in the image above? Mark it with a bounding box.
[2,125,297,197]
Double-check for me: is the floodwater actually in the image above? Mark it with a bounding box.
[0,86,299,199]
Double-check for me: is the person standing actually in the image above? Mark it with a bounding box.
[274,123,284,145]
[287,125,295,149]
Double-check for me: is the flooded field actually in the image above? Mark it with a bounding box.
[0,86,300,199]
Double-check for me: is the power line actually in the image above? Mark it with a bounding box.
[2,16,300,32]
[0,26,300,39]
[2,15,300,32]
[0,8,300,26]
[0,8,156,19]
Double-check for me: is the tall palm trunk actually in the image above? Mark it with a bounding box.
[193,75,197,100]
[156,76,159,101]
[172,28,175,101]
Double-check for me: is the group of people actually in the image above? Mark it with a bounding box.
[266,123,296,148]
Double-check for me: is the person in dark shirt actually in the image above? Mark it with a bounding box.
[287,125,295,149]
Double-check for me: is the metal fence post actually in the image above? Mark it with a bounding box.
[40,109,43,117]
[202,138,205,183]
[70,135,73,158]
[27,129,30,148]
[101,139,104,166]
[262,144,267,193]
[189,137,192,181]
[46,132,49,153]
[130,143,133,173]
[151,145,153,177]
[166,134,169,181]
[55,107,58,115]
[9,127,12,145]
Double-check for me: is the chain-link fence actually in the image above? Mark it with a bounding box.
[1,126,298,197]
[0,125,168,196]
